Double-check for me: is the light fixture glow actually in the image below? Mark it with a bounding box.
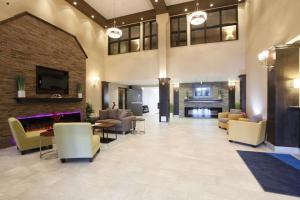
[91,15,95,19]
[210,3,214,7]
[258,48,276,71]
[73,1,77,5]
[184,8,188,12]
[294,78,300,89]
[107,27,122,39]
[189,2,207,26]
[155,0,158,2]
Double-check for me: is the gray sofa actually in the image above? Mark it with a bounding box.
[96,109,136,134]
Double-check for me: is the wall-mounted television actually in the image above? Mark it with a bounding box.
[193,85,212,98]
[36,66,69,94]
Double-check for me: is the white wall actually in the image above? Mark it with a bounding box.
[0,0,105,112]
[104,5,246,84]
[142,87,159,114]
[245,0,300,117]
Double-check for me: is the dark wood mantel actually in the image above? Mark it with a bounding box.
[15,97,83,103]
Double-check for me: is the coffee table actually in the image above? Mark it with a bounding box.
[40,129,57,159]
[93,123,117,143]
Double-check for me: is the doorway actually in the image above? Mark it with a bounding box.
[118,87,127,109]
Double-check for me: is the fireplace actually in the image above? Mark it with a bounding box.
[185,107,222,118]
[17,111,82,132]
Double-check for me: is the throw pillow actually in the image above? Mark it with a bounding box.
[107,109,118,119]
[99,110,108,120]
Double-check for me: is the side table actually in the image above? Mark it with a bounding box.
[132,118,145,134]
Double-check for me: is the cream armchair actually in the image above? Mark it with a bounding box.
[8,117,53,154]
[218,109,244,129]
[53,123,100,163]
[228,120,267,147]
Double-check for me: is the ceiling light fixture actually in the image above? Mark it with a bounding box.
[107,0,122,39]
[141,17,144,21]
[73,1,77,5]
[155,0,158,2]
[210,3,214,7]
[184,8,188,12]
[188,0,207,26]
[91,15,95,19]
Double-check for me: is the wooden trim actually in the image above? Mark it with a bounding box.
[65,0,107,27]
[0,12,88,58]
[149,0,168,15]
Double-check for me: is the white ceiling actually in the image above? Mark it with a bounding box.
[165,0,191,6]
[85,0,192,19]
[85,0,153,19]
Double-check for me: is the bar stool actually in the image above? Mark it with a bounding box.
[132,117,145,134]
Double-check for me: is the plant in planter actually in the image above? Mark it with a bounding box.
[217,89,223,99]
[185,90,190,100]
[86,103,96,123]
[16,75,25,98]
[76,83,83,98]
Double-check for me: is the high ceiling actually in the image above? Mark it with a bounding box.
[66,0,246,27]
[85,0,154,19]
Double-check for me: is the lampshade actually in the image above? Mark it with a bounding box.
[107,27,122,39]
[294,78,300,89]
[189,11,207,26]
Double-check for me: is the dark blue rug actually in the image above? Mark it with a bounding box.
[238,151,300,197]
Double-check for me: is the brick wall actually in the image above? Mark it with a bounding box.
[0,13,87,148]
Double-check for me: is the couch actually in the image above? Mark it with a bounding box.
[54,123,100,163]
[228,119,267,147]
[218,109,244,129]
[96,109,136,134]
[8,117,53,154]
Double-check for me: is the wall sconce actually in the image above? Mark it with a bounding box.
[294,78,300,89]
[173,83,180,92]
[91,76,100,87]
[159,78,170,86]
[228,80,236,90]
[258,47,276,71]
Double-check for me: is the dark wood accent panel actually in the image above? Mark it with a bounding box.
[149,0,168,15]
[168,0,245,16]
[15,98,83,103]
[101,81,109,110]
[65,0,107,27]
[228,87,236,110]
[159,78,171,122]
[173,89,179,115]
[106,10,156,27]
[239,74,246,112]
[267,45,300,147]
[0,13,86,148]
[286,107,300,148]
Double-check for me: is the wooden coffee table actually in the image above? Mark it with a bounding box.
[92,123,117,143]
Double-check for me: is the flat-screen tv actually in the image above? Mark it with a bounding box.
[36,66,69,94]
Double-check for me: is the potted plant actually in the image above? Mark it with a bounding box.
[16,75,25,98]
[76,83,83,98]
[217,89,223,99]
[185,90,189,100]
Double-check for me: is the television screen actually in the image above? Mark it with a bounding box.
[194,86,212,97]
[36,66,69,94]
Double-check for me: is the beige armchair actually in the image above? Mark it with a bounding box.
[218,109,244,129]
[53,123,100,163]
[8,117,53,154]
[228,120,267,147]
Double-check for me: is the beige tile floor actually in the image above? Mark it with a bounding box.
[0,115,299,200]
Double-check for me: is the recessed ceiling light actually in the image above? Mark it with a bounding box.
[122,22,125,24]
[210,3,214,7]
[104,26,107,28]
[184,8,188,12]
[73,1,77,5]
[238,0,242,2]
[91,15,95,19]
[155,0,158,2]
[141,17,144,21]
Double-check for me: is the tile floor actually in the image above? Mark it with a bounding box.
[0,115,299,200]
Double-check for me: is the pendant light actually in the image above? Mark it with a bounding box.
[107,0,122,39]
[188,0,207,26]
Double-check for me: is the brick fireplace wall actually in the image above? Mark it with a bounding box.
[179,82,229,117]
[0,13,87,148]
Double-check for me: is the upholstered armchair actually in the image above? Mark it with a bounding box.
[218,109,244,129]
[228,120,267,147]
[53,123,100,163]
[8,117,53,154]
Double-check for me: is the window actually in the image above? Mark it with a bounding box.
[170,15,187,47]
[191,6,238,45]
[143,20,158,50]
[108,24,140,55]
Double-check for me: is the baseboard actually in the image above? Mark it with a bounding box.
[265,141,300,155]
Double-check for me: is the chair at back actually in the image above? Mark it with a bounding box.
[54,123,100,163]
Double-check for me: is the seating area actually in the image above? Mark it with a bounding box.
[0,0,300,199]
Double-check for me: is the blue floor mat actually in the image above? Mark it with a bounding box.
[238,151,300,197]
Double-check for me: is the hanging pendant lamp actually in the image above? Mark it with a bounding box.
[188,1,207,26]
[107,0,122,39]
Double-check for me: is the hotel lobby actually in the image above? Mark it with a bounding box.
[0,0,300,199]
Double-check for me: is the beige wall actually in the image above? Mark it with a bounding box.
[0,0,105,111]
[108,83,128,109]
[104,5,246,85]
[245,0,300,117]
